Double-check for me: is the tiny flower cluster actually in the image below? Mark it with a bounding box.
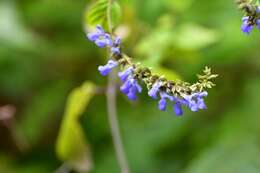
[237,0,260,34]
[87,25,218,116]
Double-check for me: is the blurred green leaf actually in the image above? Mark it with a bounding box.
[86,0,121,31]
[134,16,175,65]
[56,82,96,172]
[0,1,37,49]
[15,80,71,145]
[185,138,260,173]
[135,18,218,66]
[176,23,219,50]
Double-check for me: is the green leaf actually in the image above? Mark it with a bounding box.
[110,1,121,28]
[176,23,219,50]
[56,82,96,172]
[134,16,175,65]
[86,0,121,31]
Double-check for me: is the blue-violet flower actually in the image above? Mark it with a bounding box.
[241,16,254,34]
[157,92,174,111]
[98,60,118,76]
[120,77,142,100]
[118,66,134,82]
[183,91,208,112]
[148,81,163,99]
[173,102,183,116]
[87,25,113,48]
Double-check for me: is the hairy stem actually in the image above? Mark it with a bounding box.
[106,0,131,173]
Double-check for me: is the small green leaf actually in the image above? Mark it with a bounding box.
[86,0,121,31]
[111,1,122,28]
[56,82,96,172]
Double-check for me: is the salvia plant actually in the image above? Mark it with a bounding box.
[55,0,260,172]
[80,0,218,172]
[237,0,260,34]
[87,25,218,116]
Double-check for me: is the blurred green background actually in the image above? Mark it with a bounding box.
[1,0,260,173]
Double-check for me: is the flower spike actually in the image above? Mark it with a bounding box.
[87,25,218,116]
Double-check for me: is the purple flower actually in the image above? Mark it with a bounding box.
[87,25,113,48]
[120,79,132,94]
[241,16,253,34]
[98,60,118,76]
[173,102,183,116]
[111,37,121,55]
[241,23,253,34]
[256,19,260,30]
[157,92,174,111]
[114,37,121,45]
[95,39,108,48]
[148,81,162,99]
[87,25,122,55]
[94,34,113,48]
[120,77,142,100]
[197,97,207,109]
[257,6,260,14]
[242,16,249,22]
[87,32,100,42]
[158,98,167,111]
[111,47,121,55]
[118,66,134,82]
[127,87,138,100]
[87,25,105,41]
[183,91,208,112]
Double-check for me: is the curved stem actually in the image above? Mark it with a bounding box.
[106,72,130,173]
[106,0,131,173]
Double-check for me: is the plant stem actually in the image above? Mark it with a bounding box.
[106,72,130,173]
[106,1,131,173]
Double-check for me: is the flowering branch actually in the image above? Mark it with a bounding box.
[87,25,218,116]
[236,0,260,34]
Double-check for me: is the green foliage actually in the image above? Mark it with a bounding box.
[134,17,219,68]
[185,80,260,173]
[86,0,122,30]
[0,1,36,49]
[56,82,96,172]
[185,139,260,173]
[15,80,71,145]
[176,24,219,50]
[0,155,53,173]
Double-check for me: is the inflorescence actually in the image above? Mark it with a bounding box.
[87,25,218,116]
[237,0,260,34]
